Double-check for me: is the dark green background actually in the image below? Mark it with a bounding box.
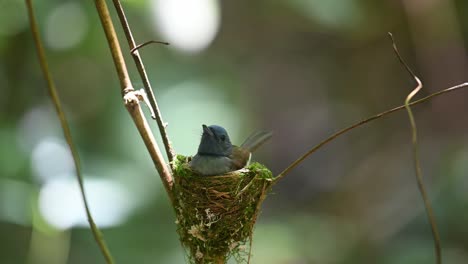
[1,0,468,263]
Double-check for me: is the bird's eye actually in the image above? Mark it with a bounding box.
[220,135,226,141]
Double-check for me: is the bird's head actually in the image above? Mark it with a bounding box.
[197,124,233,156]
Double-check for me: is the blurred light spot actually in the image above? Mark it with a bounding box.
[39,177,134,230]
[0,65,8,111]
[0,127,25,177]
[97,162,159,206]
[162,250,186,264]
[252,223,299,263]
[290,0,363,30]
[0,179,33,226]
[386,239,438,264]
[290,215,356,262]
[31,138,74,183]
[0,1,27,36]
[151,0,220,53]
[45,2,88,50]
[453,148,468,201]
[17,104,61,154]
[159,81,242,155]
[443,248,468,264]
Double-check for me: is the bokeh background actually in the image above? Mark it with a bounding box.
[1,0,468,263]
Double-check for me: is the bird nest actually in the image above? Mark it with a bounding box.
[172,155,274,264]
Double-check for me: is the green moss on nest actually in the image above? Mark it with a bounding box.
[172,155,273,263]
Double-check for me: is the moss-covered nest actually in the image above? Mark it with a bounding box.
[172,155,274,264]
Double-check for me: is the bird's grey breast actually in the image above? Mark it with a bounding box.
[190,154,234,176]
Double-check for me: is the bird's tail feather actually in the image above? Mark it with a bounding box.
[240,131,272,152]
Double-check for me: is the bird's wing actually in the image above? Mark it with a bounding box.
[240,131,272,152]
[230,147,252,170]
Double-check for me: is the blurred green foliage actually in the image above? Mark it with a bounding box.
[1,0,468,263]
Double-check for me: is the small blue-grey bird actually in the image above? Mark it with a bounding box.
[190,125,272,176]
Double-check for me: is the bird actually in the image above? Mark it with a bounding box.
[189,124,272,176]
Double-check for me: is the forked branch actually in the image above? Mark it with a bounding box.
[94,0,174,197]
[111,0,175,163]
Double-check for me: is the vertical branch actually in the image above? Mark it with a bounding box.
[93,0,174,200]
[389,33,442,264]
[94,0,132,93]
[124,92,175,205]
[111,0,175,163]
[25,1,114,263]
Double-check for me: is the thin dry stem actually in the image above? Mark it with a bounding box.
[390,32,442,264]
[273,82,468,183]
[26,0,114,263]
[131,40,170,54]
[112,0,175,163]
[94,0,132,93]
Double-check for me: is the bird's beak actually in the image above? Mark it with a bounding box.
[202,124,214,136]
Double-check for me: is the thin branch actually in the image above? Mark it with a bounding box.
[93,0,174,200]
[131,40,170,54]
[94,0,132,94]
[112,0,175,163]
[389,33,442,264]
[273,81,468,183]
[25,1,114,263]
[388,33,417,78]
